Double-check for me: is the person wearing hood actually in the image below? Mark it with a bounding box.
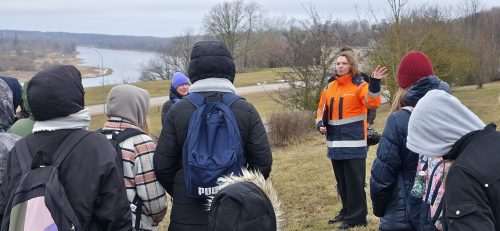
[369,51,450,231]
[0,65,132,230]
[208,169,283,231]
[407,89,499,231]
[0,76,22,115]
[161,72,190,126]
[8,80,36,137]
[154,40,273,231]
[316,51,387,229]
[102,84,168,230]
[0,79,21,205]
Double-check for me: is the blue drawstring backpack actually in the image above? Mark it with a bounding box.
[183,92,244,200]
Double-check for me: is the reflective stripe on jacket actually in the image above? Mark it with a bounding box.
[316,74,381,159]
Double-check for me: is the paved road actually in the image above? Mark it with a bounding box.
[88,83,288,115]
[88,82,389,115]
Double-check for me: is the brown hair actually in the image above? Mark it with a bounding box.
[336,51,360,77]
[389,87,408,113]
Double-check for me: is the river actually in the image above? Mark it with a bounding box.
[77,46,157,87]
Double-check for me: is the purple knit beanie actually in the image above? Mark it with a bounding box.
[171,72,190,89]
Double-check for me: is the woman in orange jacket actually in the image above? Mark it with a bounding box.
[316,51,387,229]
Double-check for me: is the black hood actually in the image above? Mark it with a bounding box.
[403,76,450,107]
[28,65,84,121]
[188,40,235,84]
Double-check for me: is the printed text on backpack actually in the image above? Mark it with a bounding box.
[183,92,244,200]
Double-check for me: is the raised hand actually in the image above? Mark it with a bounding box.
[372,65,388,80]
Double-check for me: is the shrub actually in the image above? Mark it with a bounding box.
[267,110,315,146]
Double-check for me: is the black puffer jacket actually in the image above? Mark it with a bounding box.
[154,93,272,231]
[161,86,184,127]
[154,40,272,231]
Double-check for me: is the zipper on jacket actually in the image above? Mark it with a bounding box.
[339,96,344,119]
[329,98,334,121]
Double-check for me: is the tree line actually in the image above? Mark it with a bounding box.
[142,0,500,112]
[0,31,76,72]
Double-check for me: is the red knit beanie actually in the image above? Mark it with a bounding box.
[397,51,434,89]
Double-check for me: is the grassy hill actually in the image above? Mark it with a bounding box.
[89,67,500,230]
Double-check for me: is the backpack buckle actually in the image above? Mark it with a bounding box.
[130,203,137,212]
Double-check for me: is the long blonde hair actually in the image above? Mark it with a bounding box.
[140,119,150,135]
[390,87,408,113]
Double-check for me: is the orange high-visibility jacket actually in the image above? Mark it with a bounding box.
[315,73,381,160]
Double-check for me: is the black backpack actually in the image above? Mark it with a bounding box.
[99,128,145,230]
[2,130,89,231]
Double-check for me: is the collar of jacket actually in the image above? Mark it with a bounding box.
[403,76,451,107]
[336,73,353,85]
[189,78,236,93]
[444,123,496,160]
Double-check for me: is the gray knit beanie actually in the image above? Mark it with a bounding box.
[106,84,150,127]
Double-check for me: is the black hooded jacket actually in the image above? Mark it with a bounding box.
[161,86,185,127]
[443,124,500,231]
[154,41,272,231]
[0,65,131,230]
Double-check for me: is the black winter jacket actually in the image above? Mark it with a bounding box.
[370,76,450,230]
[0,129,132,231]
[161,86,185,127]
[444,123,500,231]
[154,92,272,231]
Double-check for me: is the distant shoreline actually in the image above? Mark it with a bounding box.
[0,55,114,83]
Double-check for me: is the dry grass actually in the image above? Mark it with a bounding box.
[84,68,283,106]
[88,79,500,230]
[452,81,500,125]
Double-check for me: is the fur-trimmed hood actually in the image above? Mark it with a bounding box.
[208,169,283,231]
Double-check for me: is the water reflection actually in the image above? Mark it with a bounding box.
[78,46,157,87]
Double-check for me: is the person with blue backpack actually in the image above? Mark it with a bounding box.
[154,40,273,231]
[161,72,190,127]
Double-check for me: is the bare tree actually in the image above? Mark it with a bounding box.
[276,6,337,111]
[140,29,198,81]
[242,1,261,68]
[203,0,248,56]
[362,0,408,103]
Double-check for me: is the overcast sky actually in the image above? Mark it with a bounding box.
[1,0,499,38]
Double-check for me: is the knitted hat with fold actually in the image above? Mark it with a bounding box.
[397,51,434,89]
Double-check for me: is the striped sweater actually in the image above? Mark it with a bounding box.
[103,118,167,230]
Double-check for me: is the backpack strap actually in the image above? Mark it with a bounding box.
[424,160,443,203]
[401,106,414,113]
[221,93,243,107]
[15,139,32,174]
[15,130,89,173]
[186,93,205,108]
[113,128,144,144]
[52,130,90,168]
